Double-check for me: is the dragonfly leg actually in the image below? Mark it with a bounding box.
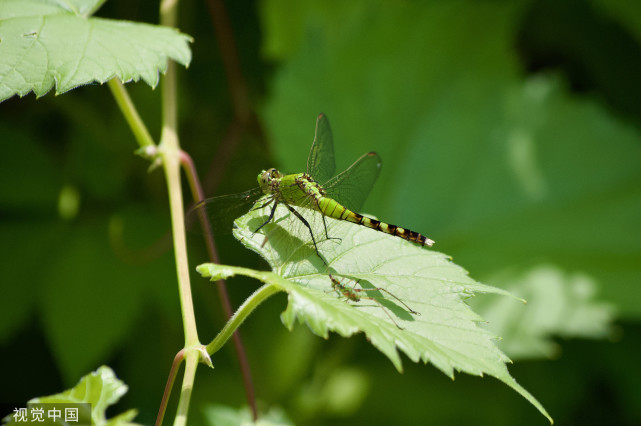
[251,196,275,211]
[252,199,279,235]
[318,204,342,244]
[284,204,327,265]
[367,287,420,316]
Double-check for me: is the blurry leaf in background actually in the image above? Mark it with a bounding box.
[474,264,614,359]
[0,0,192,102]
[259,0,641,363]
[0,101,176,393]
[0,123,62,210]
[518,0,641,124]
[306,366,368,417]
[57,184,81,220]
[202,403,293,426]
[0,121,64,342]
[0,70,177,388]
[40,214,169,382]
[592,0,641,43]
[0,220,60,342]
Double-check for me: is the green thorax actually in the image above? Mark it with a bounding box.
[257,168,325,206]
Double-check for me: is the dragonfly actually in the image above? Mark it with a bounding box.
[188,113,434,264]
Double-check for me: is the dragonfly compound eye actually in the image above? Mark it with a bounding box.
[258,168,280,188]
[257,170,268,186]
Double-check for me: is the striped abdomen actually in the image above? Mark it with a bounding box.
[317,197,435,247]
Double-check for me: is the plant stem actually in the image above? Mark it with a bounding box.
[156,16,198,348]
[158,1,201,425]
[207,283,281,355]
[180,151,258,417]
[155,349,185,426]
[173,350,198,426]
[161,132,198,346]
[205,0,251,124]
[107,79,155,148]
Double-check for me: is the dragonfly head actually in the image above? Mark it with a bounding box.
[258,168,282,194]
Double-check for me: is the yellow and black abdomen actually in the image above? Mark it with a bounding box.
[317,196,434,247]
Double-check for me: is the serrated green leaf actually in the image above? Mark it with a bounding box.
[0,0,192,102]
[2,366,138,426]
[198,201,552,422]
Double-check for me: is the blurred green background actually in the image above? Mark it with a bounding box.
[1,0,640,424]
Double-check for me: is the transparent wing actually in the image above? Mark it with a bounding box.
[306,113,336,183]
[185,187,265,236]
[323,152,382,212]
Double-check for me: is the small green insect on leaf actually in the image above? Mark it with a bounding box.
[0,0,192,102]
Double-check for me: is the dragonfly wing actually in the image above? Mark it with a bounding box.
[185,187,265,236]
[306,113,336,183]
[323,151,382,212]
